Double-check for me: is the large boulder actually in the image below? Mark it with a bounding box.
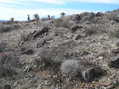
[81,66,106,82]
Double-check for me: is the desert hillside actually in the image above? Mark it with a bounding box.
[0,9,119,89]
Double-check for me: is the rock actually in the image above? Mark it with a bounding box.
[112,48,119,54]
[113,15,119,22]
[4,84,11,89]
[75,34,82,40]
[36,39,46,48]
[82,66,106,82]
[60,59,106,82]
[21,49,34,55]
[33,27,49,39]
[71,25,83,33]
[109,56,119,68]
[96,12,104,17]
[72,14,81,23]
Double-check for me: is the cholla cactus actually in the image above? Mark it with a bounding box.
[60,60,81,77]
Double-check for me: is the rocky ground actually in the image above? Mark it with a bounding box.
[0,9,119,89]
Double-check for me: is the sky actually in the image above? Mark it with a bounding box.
[0,0,119,20]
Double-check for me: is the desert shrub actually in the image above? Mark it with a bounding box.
[17,31,33,48]
[111,29,119,38]
[37,47,62,70]
[79,12,95,23]
[36,39,46,48]
[85,28,97,36]
[32,27,49,39]
[0,52,20,77]
[84,24,107,36]
[3,84,11,89]
[21,48,34,55]
[19,27,49,46]
[115,40,119,47]
[95,12,104,17]
[71,25,83,33]
[54,27,69,37]
[108,13,119,22]
[18,41,35,55]
[0,41,13,53]
[54,18,72,28]
[60,59,106,82]
[37,40,78,70]
[75,34,82,40]
[0,24,20,33]
[0,41,8,52]
[85,26,97,36]
[0,25,13,33]
[60,60,81,77]
[0,65,17,78]
[19,31,32,42]
[54,18,65,27]
[0,52,20,67]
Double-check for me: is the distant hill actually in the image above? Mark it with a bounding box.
[0,20,8,22]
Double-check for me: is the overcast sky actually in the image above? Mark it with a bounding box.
[0,0,119,20]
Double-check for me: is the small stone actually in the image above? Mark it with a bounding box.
[98,56,103,60]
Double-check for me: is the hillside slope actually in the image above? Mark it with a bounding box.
[0,10,119,89]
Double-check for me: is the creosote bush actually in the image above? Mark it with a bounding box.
[37,47,62,70]
[0,24,20,33]
[85,25,98,36]
[54,18,71,28]
[111,30,119,38]
[0,52,20,77]
[0,41,8,52]
[0,52,20,67]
